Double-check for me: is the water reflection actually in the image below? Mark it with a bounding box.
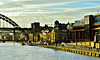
[0,42,100,60]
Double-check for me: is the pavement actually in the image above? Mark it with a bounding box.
[53,44,100,52]
[29,43,100,52]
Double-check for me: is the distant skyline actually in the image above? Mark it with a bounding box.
[0,0,100,27]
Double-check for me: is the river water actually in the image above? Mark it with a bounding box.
[0,42,100,60]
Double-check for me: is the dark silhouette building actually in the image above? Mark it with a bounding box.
[54,20,69,43]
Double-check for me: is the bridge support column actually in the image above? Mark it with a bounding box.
[29,33,34,42]
[12,29,15,41]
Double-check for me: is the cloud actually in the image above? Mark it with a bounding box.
[0,0,100,27]
[7,5,100,27]
[86,3,99,5]
[12,0,27,2]
[0,2,4,5]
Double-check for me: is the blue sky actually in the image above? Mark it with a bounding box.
[0,0,100,27]
[44,1,100,8]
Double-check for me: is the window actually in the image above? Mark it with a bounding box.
[55,27,58,30]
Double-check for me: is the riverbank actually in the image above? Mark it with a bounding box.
[36,45,100,58]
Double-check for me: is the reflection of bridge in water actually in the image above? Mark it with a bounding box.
[0,14,32,43]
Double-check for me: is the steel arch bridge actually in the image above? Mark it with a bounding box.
[0,14,32,43]
[0,14,21,28]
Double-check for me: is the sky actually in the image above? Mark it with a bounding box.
[0,0,100,28]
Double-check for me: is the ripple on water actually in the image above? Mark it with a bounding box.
[0,43,100,60]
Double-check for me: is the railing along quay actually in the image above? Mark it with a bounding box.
[35,45,100,58]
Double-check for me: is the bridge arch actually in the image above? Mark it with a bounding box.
[0,14,21,28]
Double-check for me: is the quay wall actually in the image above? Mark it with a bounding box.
[38,45,100,58]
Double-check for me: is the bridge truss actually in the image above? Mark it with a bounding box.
[0,14,32,42]
[0,14,21,28]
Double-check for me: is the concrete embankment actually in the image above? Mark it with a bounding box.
[37,45,100,58]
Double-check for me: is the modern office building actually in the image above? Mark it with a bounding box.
[67,23,74,42]
[72,14,100,43]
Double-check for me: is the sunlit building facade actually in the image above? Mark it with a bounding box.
[72,14,100,43]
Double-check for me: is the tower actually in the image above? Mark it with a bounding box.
[84,15,94,42]
[54,20,60,43]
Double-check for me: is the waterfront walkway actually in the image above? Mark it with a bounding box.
[31,44,100,58]
[63,45,100,52]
